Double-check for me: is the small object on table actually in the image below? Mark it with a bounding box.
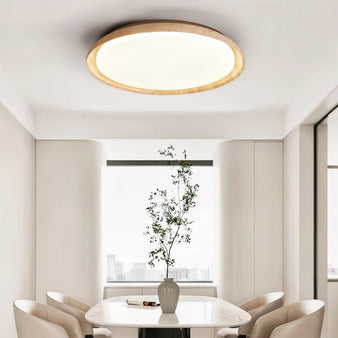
[126,299,160,307]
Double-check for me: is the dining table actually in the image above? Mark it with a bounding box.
[85,295,251,338]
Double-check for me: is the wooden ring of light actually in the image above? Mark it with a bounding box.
[86,21,245,95]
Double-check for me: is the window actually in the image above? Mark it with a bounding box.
[327,109,338,279]
[102,161,214,282]
[328,168,338,278]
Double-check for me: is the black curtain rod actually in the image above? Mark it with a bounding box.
[106,160,213,166]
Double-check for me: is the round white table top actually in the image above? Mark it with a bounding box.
[85,295,251,328]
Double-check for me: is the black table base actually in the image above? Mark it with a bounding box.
[138,328,190,338]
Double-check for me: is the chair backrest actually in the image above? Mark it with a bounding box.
[238,291,285,335]
[14,299,83,338]
[46,291,93,336]
[250,299,325,338]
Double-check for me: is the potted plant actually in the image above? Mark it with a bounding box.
[144,146,199,313]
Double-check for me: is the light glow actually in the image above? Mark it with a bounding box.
[96,32,235,91]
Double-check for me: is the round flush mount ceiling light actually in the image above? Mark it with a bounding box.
[86,21,244,95]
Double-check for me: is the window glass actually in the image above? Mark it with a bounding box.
[328,169,338,278]
[328,115,338,165]
[102,165,214,282]
[327,108,338,279]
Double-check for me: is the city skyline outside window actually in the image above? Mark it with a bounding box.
[102,164,214,282]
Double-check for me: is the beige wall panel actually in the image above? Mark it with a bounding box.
[283,125,315,305]
[254,142,283,296]
[0,104,36,337]
[104,288,142,299]
[104,285,217,298]
[216,141,255,304]
[299,125,314,300]
[283,128,301,304]
[36,140,105,305]
[327,282,338,338]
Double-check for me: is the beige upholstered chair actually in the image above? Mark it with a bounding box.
[217,292,285,338]
[250,299,325,338]
[13,299,83,338]
[46,292,112,338]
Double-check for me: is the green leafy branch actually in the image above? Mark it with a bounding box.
[144,146,199,278]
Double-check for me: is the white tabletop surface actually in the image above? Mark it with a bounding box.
[85,295,251,328]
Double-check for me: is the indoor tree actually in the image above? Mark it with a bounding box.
[144,145,199,278]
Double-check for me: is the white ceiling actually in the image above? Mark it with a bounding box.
[1,0,338,139]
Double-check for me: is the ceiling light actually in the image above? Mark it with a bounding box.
[86,21,244,95]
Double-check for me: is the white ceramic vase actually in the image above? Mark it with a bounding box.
[158,278,180,313]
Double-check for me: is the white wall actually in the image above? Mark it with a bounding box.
[0,104,36,337]
[36,140,105,305]
[0,66,35,136]
[215,140,283,304]
[100,139,223,160]
[283,125,314,304]
[35,110,284,140]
